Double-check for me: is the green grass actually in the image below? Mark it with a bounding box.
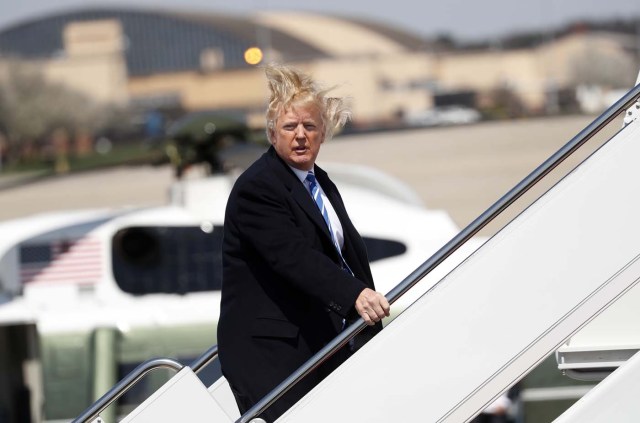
[0,141,165,177]
[66,142,164,171]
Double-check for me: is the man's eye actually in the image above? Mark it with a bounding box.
[304,124,316,130]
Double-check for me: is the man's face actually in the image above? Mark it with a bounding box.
[270,103,325,171]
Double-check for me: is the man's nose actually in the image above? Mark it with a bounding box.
[295,124,305,139]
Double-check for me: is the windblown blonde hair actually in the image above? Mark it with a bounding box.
[264,64,351,143]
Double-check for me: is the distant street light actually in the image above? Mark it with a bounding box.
[244,47,263,65]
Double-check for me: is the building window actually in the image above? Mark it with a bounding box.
[200,48,224,72]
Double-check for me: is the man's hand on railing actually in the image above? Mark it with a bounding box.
[355,288,390,325]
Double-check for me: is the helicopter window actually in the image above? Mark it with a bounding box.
[112,228,405,295]
[112,226,223,295]
[362,237,407,262]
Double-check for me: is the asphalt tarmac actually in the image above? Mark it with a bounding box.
[0,114,620,229]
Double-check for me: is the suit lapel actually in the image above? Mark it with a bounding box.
[291,182,334,242]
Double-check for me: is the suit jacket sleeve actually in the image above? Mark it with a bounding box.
[231,175,367,317]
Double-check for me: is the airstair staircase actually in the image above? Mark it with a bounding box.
[73,78,640,423]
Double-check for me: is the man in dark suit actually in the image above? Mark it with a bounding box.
[217,64,390,422]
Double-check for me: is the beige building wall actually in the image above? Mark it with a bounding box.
[434,32,635,112]
[436,49,548,110]
[128,67,267,111]
[129,53,435,124]
[310,53,435,123]
[44,54,129,105]
[42,20,129,105]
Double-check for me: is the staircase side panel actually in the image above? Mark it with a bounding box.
[278,122,640,422]
[120,368,232,422]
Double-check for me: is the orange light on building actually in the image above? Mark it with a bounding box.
[244,47,263,65]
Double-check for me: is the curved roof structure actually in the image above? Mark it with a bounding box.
[0,7,429,76]
[255,12,418,57]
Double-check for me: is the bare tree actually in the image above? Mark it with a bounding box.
[571,47,637,89]
[0,59,130,171]
[0,61,55,147]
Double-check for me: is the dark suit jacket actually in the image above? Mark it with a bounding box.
[218,146,381,421]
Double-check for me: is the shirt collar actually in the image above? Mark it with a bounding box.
[288,165,314,184]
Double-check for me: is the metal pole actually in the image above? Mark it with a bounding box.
[238,82,640,423]
[91,328,118,423]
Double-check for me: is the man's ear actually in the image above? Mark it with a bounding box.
[267,128,275,145]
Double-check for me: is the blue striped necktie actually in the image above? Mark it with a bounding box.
[305,171,353,275]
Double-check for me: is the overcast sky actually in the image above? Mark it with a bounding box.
[1,0,640,41]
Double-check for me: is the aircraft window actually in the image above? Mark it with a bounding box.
[112,226,223,295]
[362,237,407,262]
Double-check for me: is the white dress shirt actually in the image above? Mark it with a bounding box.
[289,165,345,251]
